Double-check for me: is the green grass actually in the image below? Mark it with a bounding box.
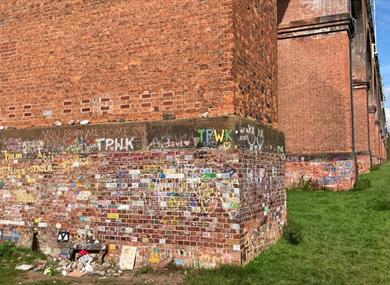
[185,164,390,285]
[0,242,68,285]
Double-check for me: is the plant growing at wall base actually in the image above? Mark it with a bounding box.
[289,177,328,192]
[0,241,16,257]
[352,177,371,191]
[283,219,304,245]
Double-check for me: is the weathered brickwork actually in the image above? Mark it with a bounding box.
[0,117,286,267]
[233,0,278,124]
[278,0,350,24]
[285,155,356,191]
[0,0,231,127]
[279,31,353,154]
[353,85,371,173]
[278,0,387,189]
[0,0,277,129]
[0,0,285,266]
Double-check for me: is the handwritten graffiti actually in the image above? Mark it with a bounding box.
[2,151,23,161]
[238,125,264,152]
[198,129,233,144]
[148,135,193,150]
[96,138,135,152]
[0,121,286,269]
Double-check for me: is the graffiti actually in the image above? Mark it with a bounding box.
[237,125,264,152]
[0,138,23,152]
[285,158,355,190]
[2,151,23,161]
[0,229,20,241]
[96,138,135,152]
[148,135,193,150]
[0,220,25,226]
[21,140,44,154]
[277,145,284,154]
[197,128,233,148]
[0,120,286,269]
[57,231,70,243]
[15,191,36,203]
[41,127,141,151]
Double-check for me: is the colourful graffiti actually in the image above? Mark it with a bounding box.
[0,119,286,268]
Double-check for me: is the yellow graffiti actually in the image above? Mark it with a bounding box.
[107,213,119,219]
[29,164,53,173]
[143,164,160,173]
[37,152,52,160]
[2,151,23,161]
[214,130,225,143]
[168,196,187,208]
[149,248,161,264]
[15,191,36,203]
[223,142,232,150]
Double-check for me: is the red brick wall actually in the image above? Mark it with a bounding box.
[233,0,278,125]
[0,0,233,128]
[351,0,368,82]
[0,0,277,129]
[357,154,371,174]
[0,117,286,267]
[278,0,350,24]
[353,88,370,152]
[285,156,356,191]
[278,31,353,154]
[369,113,380,164]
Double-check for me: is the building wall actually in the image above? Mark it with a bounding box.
[353,86,371,173]
[285,155,356,190]
[0,117,286,267]
[278,31,353,154]
[369,111,379,164]
[0,0,285,267]
[233,0,278,125]
[278,0,357,190]
[0,0,278,129]
[0,0,236,128]
[278,0,350,24]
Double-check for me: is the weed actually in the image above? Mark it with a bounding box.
[139,266,151,274]
[0,241,17,257]
[371,165,380,171]
[289,177,328,192]
[283,219,304,245]
[353,177,371,191]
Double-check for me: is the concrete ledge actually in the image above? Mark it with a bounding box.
[0,116,285,155]
[278,13,355,39]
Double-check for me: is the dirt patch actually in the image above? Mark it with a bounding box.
[18,268,186,285]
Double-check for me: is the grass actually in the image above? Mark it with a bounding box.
[185,164,390,285]
[0,242,69,285]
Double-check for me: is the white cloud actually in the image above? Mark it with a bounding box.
[384,86,390,107]
[385,108,390,130]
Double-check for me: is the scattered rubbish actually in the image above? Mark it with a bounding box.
[67,271,86,278]
[15,264,34,271]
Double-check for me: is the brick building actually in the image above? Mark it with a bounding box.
[0,1,286,268]
[278,0,387,190]
[0,0,388,270]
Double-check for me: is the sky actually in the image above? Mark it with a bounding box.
[376,0,390,129]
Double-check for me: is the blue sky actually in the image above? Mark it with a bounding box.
[377,0,390,105]
[376,0,390,126]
